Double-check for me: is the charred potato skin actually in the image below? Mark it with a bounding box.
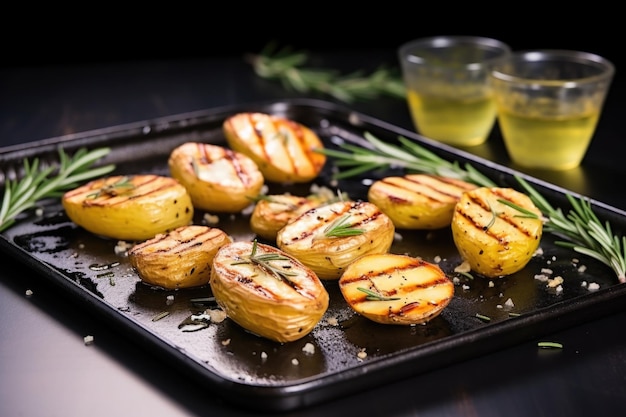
[339,253,454,325]
[451,187,543,278]
[62,174,194,241]
[210,241,329,343]
[128,225,232,289]
[168,142,264,213]
[223,112,326,183]
[250,194,320,241]
[368,174,478,230]
[276,200,396,280]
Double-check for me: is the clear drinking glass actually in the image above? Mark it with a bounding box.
[398,36,512,147]
[489,50,614,170]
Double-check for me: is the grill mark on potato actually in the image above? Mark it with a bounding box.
[194,142,256,187]
[70,175,179,207]
[340,257,436,285]
[461,190,536,240]
[129,228,224,256]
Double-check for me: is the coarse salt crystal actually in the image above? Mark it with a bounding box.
[302,343,315,355]
[84,335,94,345]
[587,282,600,291]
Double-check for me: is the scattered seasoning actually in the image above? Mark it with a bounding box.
[475,313,491,322]
[25,289,33,297]
[151,311,170,322]
[509,312,521,317]
[538,341,563,349]
[83,335,94,345]
[190,297,217,306]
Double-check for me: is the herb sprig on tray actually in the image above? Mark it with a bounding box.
[316,132,626,283]
[0,147,115,232]
[246,43,406,103]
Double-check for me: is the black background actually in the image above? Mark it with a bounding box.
[4,9,622,68]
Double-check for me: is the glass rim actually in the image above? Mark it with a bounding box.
[490,49,615,86]
[398,35,512,69]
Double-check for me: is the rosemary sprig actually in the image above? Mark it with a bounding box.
[358,287,401,301]
[231,240,298,282]
[515,176,626,283]
[319,132,626,283]
[246,43,406,103]
[324,214,365,237]
[0,147,115,232]
[317,132,496,187]
[87,176,134,198]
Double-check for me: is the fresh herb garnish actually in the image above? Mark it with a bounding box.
[231,240,298,282]
[475,313,491,322]
[316,132,496,186]
[358,287,401,301]
[152,311,170,322]
[246,43,406,103]
[516,176,626,283]
[87,176,134,198]
[538,341,563,349]
[0,147,115,232]
[318,132,626,283]
[324,214,365,237]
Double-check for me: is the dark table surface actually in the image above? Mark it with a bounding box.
[2,42,626,416]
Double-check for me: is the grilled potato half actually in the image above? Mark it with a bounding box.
[368,174,478,229]
[62,174,194,241]
[451,187,543,278]
[250,194,321,241]
[210,240,329,343]
[168,142,264,213]
[128,225,232,289]
[339,253,454,325]
[276,200,395,280]
[223,112,326,183]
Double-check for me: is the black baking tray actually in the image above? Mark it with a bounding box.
[2,98,626,412]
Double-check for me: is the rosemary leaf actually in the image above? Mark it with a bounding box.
[358,287,400,301]
[0,147,115,232]
[246,43,406,103]
[324,214,365,238]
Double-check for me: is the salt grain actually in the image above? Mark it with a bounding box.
[83,335,94,345]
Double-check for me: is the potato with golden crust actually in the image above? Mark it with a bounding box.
[210,240,329,343]
[339,253,454,325]
[249,194,321,241]
[128,225,232,289]
[168,142,264,213]
[276,200,395,280]
[368,174,478,229]
[62,174,194,241]
[451,187,543,278]
[223,112,326,183]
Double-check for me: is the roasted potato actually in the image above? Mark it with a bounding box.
[451,187,543,278]
[128,225,232,289]
[339,253,454,325]
[62,174,194,241]
[249,194,321,241]
[276,200,395,280]
[210,240,329,343]
[368,174,478,229]
[223,112,326,183]
[168,142,264,213]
